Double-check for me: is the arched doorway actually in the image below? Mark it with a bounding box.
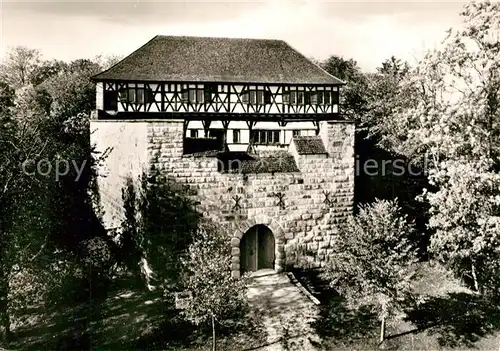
[240,224,275,273]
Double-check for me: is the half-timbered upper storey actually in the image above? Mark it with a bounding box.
[92,35,344,121]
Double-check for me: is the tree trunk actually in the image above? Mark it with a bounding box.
[379,316,386,344]
[211,313,216,351]
[471,261,480,293]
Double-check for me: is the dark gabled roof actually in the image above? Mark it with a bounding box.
[92,35,344,84]
[241,151,299,174]
[292,136,327,155]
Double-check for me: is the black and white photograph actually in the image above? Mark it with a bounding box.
[1,0,500,350]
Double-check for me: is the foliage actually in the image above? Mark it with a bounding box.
[364,56,414,144]
[376,1,500,293]
[321,199,418,340]
[181,221,249,349]
[0,47,41,88]
[0,51,112,341]
[320,56,370,124]
[120,169,201,291]
[29,59,67,86]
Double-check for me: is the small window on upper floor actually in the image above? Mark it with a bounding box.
[241,88,271,105]
[292,130,300,137]
[316,90,339,105]
[182,84,218,104]
[119,87,154,104]
[283,89,339,106]
[190,129,199,138]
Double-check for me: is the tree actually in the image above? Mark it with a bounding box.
[180,221,249,351]
[0,80,53,341]
[321,199,418,343]
[320,56,370,124]
[380,1,500,293]
[0,47,41,88]
[364,56,413,143]
[29,59,67,86]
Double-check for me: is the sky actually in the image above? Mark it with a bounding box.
[0,0,468,72]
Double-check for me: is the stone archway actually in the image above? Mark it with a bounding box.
[230,215,285,278]
[240,224,275,273]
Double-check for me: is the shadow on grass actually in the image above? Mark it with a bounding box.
[291,267,379,342]
[404,292,500,348]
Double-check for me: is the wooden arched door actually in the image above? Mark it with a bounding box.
[240,224,275,273]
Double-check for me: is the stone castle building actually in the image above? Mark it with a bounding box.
[90,35,355,278]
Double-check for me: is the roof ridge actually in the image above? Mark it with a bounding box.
[155,34,284,42]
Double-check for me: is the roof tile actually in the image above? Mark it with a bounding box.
[293,136,327,155]
[93,35,343,84]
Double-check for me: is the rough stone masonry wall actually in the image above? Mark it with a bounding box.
[91,119,355,278]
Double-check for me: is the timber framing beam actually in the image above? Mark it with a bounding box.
[97,110,343,122]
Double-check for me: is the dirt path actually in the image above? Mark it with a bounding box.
[246,269,322,351]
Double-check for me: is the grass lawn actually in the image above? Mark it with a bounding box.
[294,261,500,350]
[5,261,500,350]
[5,274,266,350]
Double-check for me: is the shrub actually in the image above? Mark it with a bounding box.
[181,221,249,351]
[321,199,418,342]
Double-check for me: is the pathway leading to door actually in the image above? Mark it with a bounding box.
[246,269,322,351]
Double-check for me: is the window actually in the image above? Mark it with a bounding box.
[311,92,318,104]
[250,130,281,145]
[283,88,339,106]
[314,90,339,105]
[182,85,215,104]
[233,129,241,143]
[297,91,304,105]
[332,90,339,104]
[190,129,199,138]
[119,87,154,104]
[204,84,218,103]
[241,87,270,105]
[103,90,118,110]
[292,130,300,137]
[283,89,309,105]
